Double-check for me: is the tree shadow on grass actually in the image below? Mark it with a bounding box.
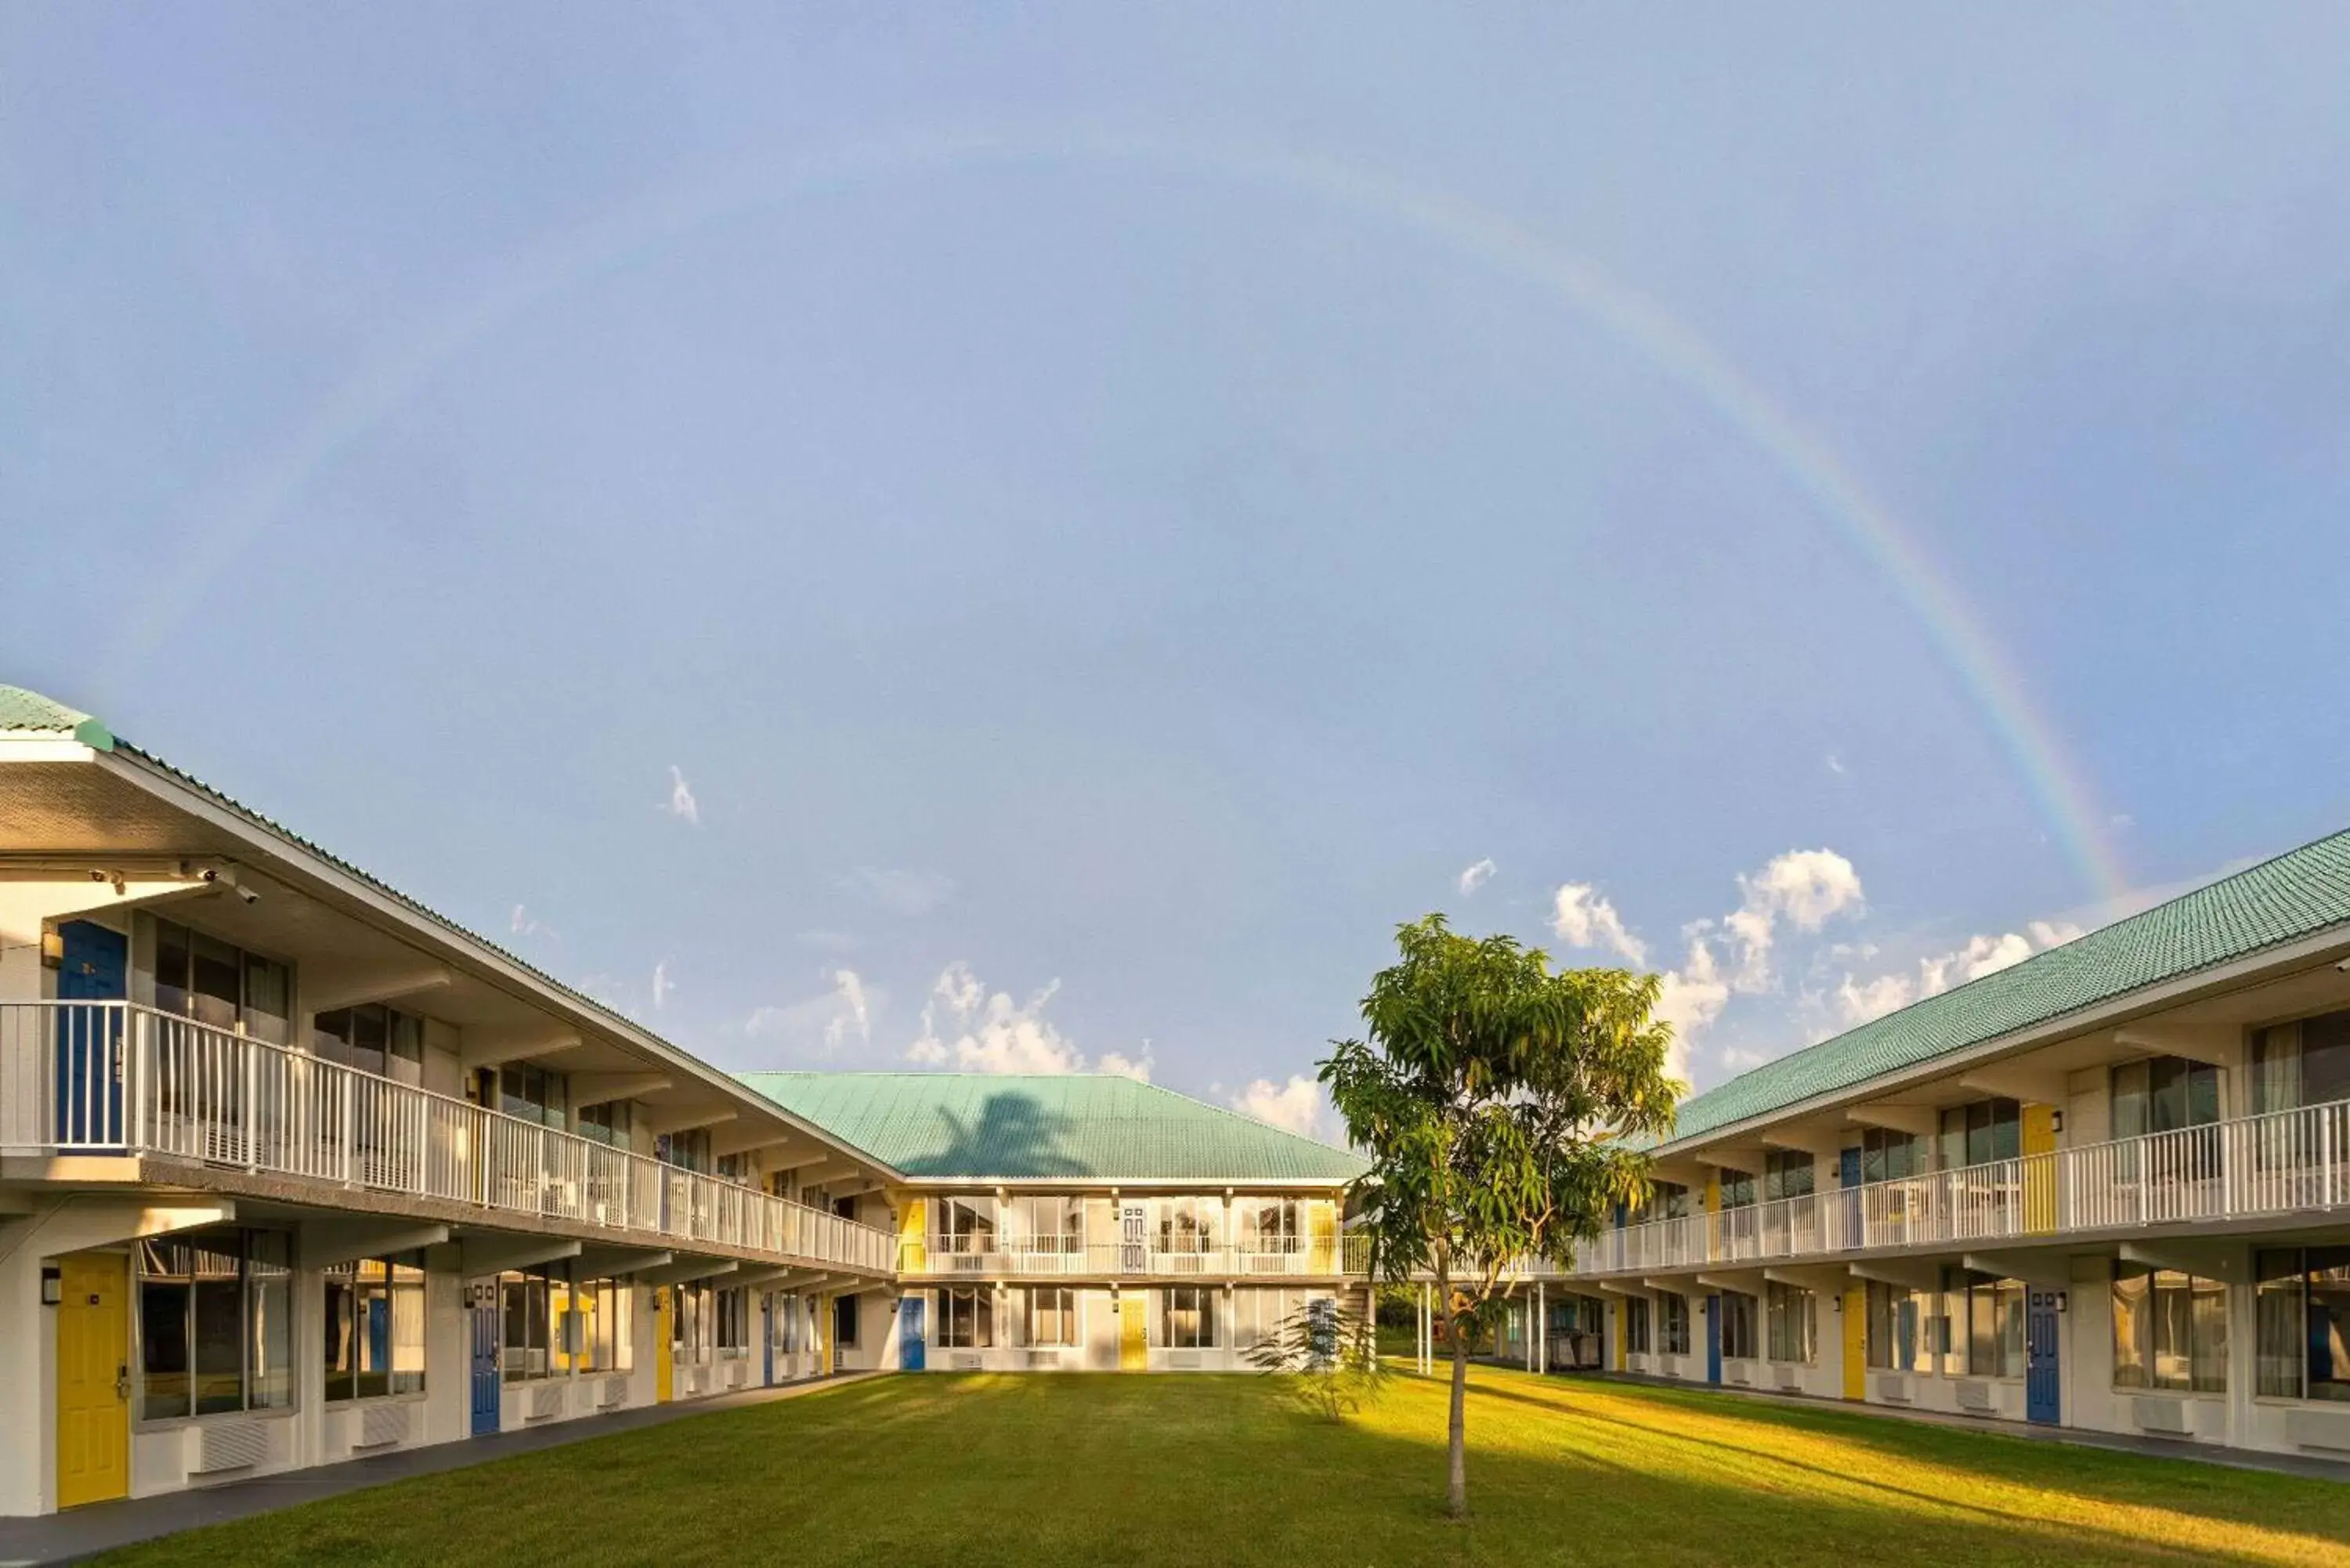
[1448,1367,2350,1555]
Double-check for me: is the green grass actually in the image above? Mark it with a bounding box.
[96,1367,2350,1566]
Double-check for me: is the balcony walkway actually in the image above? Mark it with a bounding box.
[0,1372,885,1567]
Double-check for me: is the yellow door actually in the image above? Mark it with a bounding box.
[2022,1104,2058,1234]
[56,1252,129,1509]
[1119,1294,1148,1371]
[654,1287,674,1404]
[1841,1284,1867,1400]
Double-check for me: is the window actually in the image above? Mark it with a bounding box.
[323,1254,425,1400]
[2252,1011,2350,1115]
[503,1266,562,1382]
[1938,1099,2022,1170]
[938,1287,993,1349]
[1762,1151,1814,1202]
[1718,1169,1757,1209]
[1766,1281,1814,1364]
[833,1292,859,1348]
[2113,1057,2221,1138]
[147,918,293,1045]
[500,1064,569,1131]
[2113,1264,2225,1393]
[935,1198,996,1253]
[1160,1286,1218,1349]
[1239,1198,1301,1253]
[1155,1197,1217,1253]
[1624,1296,1652,1355]
[1860,1127,1923,1184]
[1016,1196,1083,1255]
[1637,1182,1690,1223]
[312,1004,426,1083]
[1658,1292,1690,1356]
[1865,1279,1940,1373]
[577,1100,632,1148]
[656,1128,710,1171]
[2255,1248,2350,1401]
[716,1288,750,1357]
[137,1228,291,1420]
[1023,1287,1079,1347]
[1719,1290,1759,1360]
[584,1277,634,1372]
[1943,1269,2026,1379]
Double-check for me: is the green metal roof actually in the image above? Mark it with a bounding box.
[1671,828,2350,1144]
[0,685,114,750]
[737,1071,1369,1183]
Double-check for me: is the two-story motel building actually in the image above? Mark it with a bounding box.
[1499,825,2350,1463]
[0,684,1367,1517]
[14,672,2350,1517]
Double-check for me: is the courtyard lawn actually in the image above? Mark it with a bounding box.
[93,1367,2350,1567]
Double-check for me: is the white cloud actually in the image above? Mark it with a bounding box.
[1550,883,1648,966]
[1651,941,1728,1081]
[907,963,1089,1075]
[836,866,956,916]
[663,766,700,826]
[1096,1050,1154,1082]
[1825,753,1846,775]
[747,969,881,1058]
[1458,858,1497,896]
[1835,919,2085,1028]
[508,903,553,939]
[1724,849,1866,992]
[1231,1075,1330,1140]
[651,959,674,1010]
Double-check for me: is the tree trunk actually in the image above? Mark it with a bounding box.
[1447,1319,1470,1519]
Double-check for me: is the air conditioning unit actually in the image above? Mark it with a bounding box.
[1025,1350,1063,1370]
[529,1382,566,1421]
[1168,1351,1202,1370]
[356,1403,410,1450]
[598,1376,628,1410]
[950,1353,984,1371]
[195,1419,271,1474]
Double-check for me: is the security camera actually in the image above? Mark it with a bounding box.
[234,884,259,905]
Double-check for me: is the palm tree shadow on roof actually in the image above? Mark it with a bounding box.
[902,1091,1092,1179]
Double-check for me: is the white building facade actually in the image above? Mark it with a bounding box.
[1515,827,2350,1461]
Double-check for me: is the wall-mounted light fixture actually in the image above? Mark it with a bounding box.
[40,1266,62,1306]
[2050,1110,2066,1134]
[39,930,63,971]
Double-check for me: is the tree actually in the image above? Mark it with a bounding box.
[1321,914,1680,1519]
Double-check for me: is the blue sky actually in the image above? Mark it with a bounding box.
[8,6,2350,1137]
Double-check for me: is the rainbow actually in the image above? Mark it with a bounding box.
[104,125,2127,905]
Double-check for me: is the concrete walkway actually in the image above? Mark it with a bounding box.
[0,1372,882,1567]
[1583,1369,2350,1483]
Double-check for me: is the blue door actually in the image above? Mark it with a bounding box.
[899,1295,926,1371]
[470,1293,501,1436]
[2026,1289,2062,1424]
[1705,1293,1723,1385]
[1839,1146,1863,1246]
[56,921,127,1147]
[762,1295,775,1386]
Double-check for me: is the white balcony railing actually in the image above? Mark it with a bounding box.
[902,1235,1371,1277]
[0,1000,895,1275]
[1561,1096,2350,1280]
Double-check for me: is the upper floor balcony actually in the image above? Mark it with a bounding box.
[1554,1093,2350,1281]
[902,1231,1371,1279]
[0,999,898,1277]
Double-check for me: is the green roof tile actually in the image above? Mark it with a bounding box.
[737,1071,1368,1183]
[1669,829,2350,1145]
[0,685,113,750]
